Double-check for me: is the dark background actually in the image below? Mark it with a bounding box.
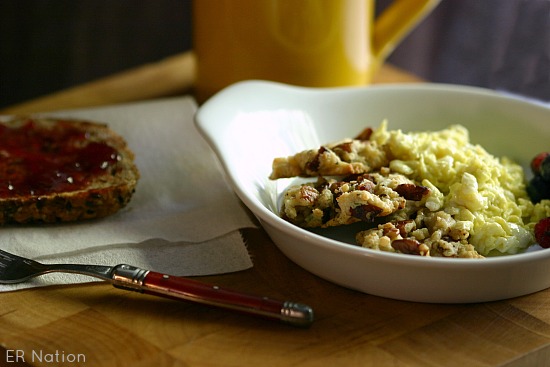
[0,0,548,110]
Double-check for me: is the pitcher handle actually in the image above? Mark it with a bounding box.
[372,0,441,62]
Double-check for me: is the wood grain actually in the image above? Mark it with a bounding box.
[1,229,550,367]
[0,55,549,367]
[0,52,196,115]
[0,51,422,115]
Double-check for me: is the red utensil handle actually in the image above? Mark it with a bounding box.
[110,265,313,327]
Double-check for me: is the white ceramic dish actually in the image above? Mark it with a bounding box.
[195,80,550,303]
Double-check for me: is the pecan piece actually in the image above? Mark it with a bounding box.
[350,203,384,222]
[356,179,375,192]
[391,238,425,255]
[333,141,353,153]
[298,185,319,203]
[394,220,416,237]
[305,146,328,173]
[355,127,373,141]
[394,183,430,201]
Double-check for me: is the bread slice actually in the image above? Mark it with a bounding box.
[0,117,140,224]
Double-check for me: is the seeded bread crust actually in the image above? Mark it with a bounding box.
[0,117,140,224]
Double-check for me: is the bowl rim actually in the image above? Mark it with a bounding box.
[202,79,550,113]
[196,80,550,269]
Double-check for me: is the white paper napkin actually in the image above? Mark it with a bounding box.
[0,97,257,291]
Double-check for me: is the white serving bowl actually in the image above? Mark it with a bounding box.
[195,80,550,303]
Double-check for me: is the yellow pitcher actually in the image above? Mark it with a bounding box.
[193,0,440,102]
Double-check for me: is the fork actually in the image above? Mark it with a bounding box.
[0,248,313,327]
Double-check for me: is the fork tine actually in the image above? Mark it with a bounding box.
[0,248,23,263]
[0,248,14,265]
[0,248,15,256]
[0,248,46,284]
[0,248,33,261]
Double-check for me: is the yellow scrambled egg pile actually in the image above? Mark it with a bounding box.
[371,121,550,256]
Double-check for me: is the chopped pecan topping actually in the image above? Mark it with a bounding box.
[298,185,319,203]
[391,238,425,255]
[394,220,416,237]
[356,179,376,192]
[382,224,400,238]
[351,203,384,222]
[305,146,327,173]
[333,141,353,153]
[355,127,373,141]
[394,183,430,201]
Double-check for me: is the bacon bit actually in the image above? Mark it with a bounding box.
[350,203,383,221]
[394,184,430,201]
[391,238,424,255]
[355,127,373,141]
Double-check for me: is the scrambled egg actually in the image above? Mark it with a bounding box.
[371,121,550,256]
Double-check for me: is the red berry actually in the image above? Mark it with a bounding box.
[534,217,550,249]
[531,152,550,176]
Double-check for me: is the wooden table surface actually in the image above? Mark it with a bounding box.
[1,52,550,367]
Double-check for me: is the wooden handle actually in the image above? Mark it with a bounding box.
[110,264,313,327]
[141,271,314,327]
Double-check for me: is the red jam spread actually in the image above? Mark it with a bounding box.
[0,119,120,197]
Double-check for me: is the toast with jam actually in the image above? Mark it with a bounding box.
[0,117,140,224]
